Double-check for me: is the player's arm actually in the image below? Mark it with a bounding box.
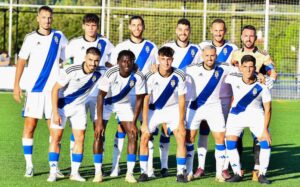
[178,94,186,131]
[133,94,145,125]
[13,58,27,103]
[51,82,64,125]
[262,101,272,145]
[95,90,107,137]
[141,94,150,134]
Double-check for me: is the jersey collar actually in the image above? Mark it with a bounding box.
[83,35,97,42]
[241,46,258,53]
[175,40,190,48]
[129,38,144,44]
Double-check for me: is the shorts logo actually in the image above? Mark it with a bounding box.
[98,43,102,50]
[253,88,258,96]
[223,47,228,55]
[54,36,59,44]
[130,80,135,87]
[146,46,150,53]
[191,49,195,57]
[214,71,219,79]
[92,76,96,82]
[171,79,176,87]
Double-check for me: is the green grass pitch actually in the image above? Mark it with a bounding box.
[0,92,299,186]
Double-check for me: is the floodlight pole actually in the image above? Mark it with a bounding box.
[106,0,110,38]
[101,0,105,36]
[202,0,207,41]
[264,0,270,51]
[8,0,13,57]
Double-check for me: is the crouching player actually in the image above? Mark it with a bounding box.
[47,47,102,182]
[95,50,145,183]
[139,46,187,183]
[225,55,272,184]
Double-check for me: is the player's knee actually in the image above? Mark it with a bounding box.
[226,140,237,150]
[128,131,138,143]
[140,134,150,147]
[259,140,271,149]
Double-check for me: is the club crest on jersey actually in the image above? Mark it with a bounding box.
[171,79,176,87]
[54,36,59,44]
[92,76,96,82]
[223,47,228,55]
[191,49,195,57]
[253,88,258,96]
[214,71,219,79]
[146,46,150,53]
[130,80,135,87]
[97,43,102,50]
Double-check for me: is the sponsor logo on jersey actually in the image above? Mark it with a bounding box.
[81,46,85,51]
[37,41,41,46]
[237,85,240,89]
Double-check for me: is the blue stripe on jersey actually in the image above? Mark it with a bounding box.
[149,75,179,110]
[58,71,101,108]
[135,41,154,71]
[32,31,61,92]
[189,66,224,110]
[178,46,198,70]
[97,39,107,61]
[216,45,233,63]
[104,73,136,105]
[230,84,263,115]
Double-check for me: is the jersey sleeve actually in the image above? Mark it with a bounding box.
[146,76,154,95]
[135,74,146,95]
[98,73,111,93]
[110,45,122,66]
[18,35,32,60]
[262,86,272,103]
[105,39,115,63]
[178,77,187,96]
[59,32,69,61]
[57,68,71,87]
[193,46,202,64]
[64,39,75,61]
[224,74,234,85]
[185,73,195,101]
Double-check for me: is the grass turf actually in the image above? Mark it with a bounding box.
[0,92,299,186]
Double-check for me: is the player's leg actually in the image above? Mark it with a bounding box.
[186,129,197,181]
[252,135,260,181]
[159,123,170,176]
[147,127,158,178]
[195,121,209,178]
[138,130,151,182]
[211,131,226,182]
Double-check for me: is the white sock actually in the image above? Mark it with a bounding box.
[159,134,170,169]
[127,154,136,174]
[226,141,241,176]
[197,135,208,169]
[259,141,271,175]
[22,138,33,168]
[215,144,226,176]
[186,143,195,175]
[148,138,154,174]
[139,155,148,174]
[94,154,103,174]
[176,157,186,175]
[112,131,125,171]
[71,153,83,175]
[49,152,59,174]
[70,134,75,162]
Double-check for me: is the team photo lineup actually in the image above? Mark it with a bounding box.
[13,5,278,184]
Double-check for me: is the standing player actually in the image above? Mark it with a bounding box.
[231,25,277,180]
[47,47,102,182]
[225,55,272,184]
[13,6,68,177]
[95,50,146,183]
[160,18,201,176]
[64,13,114,182]
[109,15,158,178]
[185,45,235,182]
[138,46,187,183]
[196,19,238,179]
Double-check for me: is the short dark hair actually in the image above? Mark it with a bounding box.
[211,18,227,31]
[241,55,256,66]
[38,6,53,14]
[242,25,257,36]
[83,13,100,25]
[129,15,145,27]
[117,50,136,62]
[86,47,101,57]
[177,18,190,28]
[158,46,174,57]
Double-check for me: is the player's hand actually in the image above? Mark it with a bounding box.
[150,64,159,73]
[231,60,239,67]
[257,73,266,84]
[265,76,275,89]
[141,123,150,135]
[95,119,105,137]
[13,85,23,103]
[53,112,62,126]
[261,129,272,145]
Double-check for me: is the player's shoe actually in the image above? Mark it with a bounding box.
[56,168,65,178]
[176,173,188,183]
[24,167,34,177]
[125,173,137,183]
[70,173,86,182]
[215,175,226,183]
[252,170,259,181]
[160,168,169,178]
[258,174,271,184]
[221,169,231,180]
[93,171,103,183]
[225,174,243,182]
[110,167,120,177]
[138,173,149,182]
[193,167,205,178]
[47,173,57,182]
[148,168,156,178]
[187,173,194,182]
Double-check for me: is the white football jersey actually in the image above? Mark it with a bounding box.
[57,64,103,115]
[186,63,233,109]
[225,73,271,114]
[163,41,201,71]
[199,40,238,98]
[146,68,186,110]
[19,30,68,92]
[65,35,114,67]
[98,66,146,105]
[110,39,158,75]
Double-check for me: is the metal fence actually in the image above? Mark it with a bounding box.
[0,0,300,99]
